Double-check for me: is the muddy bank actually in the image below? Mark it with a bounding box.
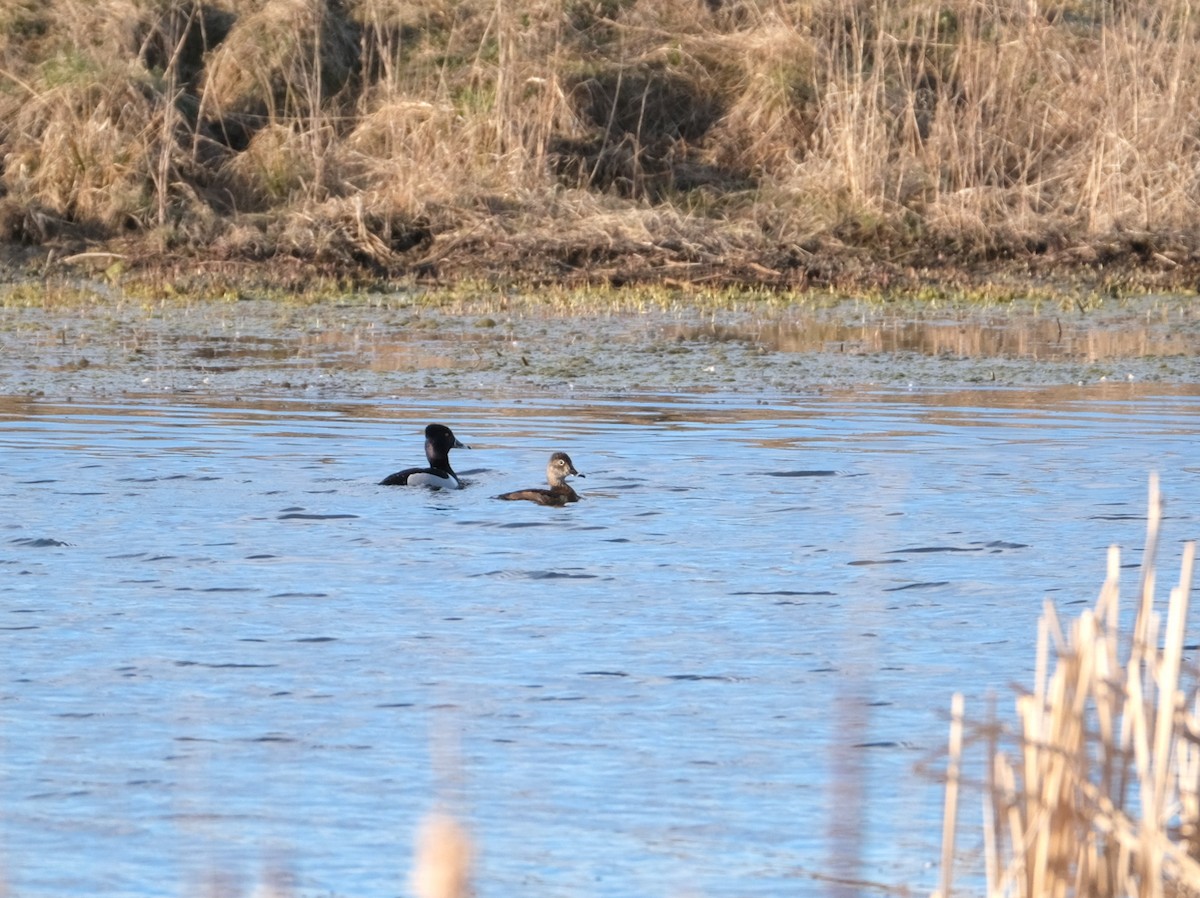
[3,290,1199,401]
[3,224,1200,300]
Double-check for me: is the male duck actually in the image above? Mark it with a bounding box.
[381,423,468,489]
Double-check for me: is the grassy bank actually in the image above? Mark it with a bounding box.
[1,0,1199,295]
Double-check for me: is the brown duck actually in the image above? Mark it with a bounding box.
[496,452,584,506]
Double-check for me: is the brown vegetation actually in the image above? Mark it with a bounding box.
[411,812,473,898]
[938,476,1200,898]
[2,0,1200,293]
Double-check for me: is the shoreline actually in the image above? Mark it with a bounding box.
[2,233,1199,303]
[3,289,1199,402]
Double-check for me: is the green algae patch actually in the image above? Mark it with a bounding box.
[0,282,112,309]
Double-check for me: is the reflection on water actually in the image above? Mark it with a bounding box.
[186,327,498,373]
[666,306,1200,361]
[4,295,1200,398]
[2,387,1199,898]
[196,303,1200,368]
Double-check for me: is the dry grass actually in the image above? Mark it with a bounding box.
[937,474,1200,898]
[2,0,1200,286]
[410,812,473,898]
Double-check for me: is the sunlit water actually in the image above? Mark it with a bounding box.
[3,384,1200,898]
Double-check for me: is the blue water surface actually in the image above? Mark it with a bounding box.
[2,385,1199,898]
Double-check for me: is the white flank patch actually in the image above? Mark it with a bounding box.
[406,471,460,490]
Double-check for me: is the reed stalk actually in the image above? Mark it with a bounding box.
[936,474,1200,898]
[410,812,473,898]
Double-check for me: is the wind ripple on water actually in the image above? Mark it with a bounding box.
[9,537,72,547]
[2,388,1200,898]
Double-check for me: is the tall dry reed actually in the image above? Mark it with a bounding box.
[937,474,1200,898]
[410,812,473,898]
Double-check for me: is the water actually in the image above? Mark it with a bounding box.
[5,292,1200,399]
[4,384,1200,898]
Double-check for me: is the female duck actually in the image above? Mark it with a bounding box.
[381,423,468,489]
[496,452,584,506]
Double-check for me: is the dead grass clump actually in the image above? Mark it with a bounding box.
[344,97,466,198]
[9,0,221,80]
[215,123,327,210]
[0,0,51,63]
[552,61,729,199]
[545,1,758,200]
[937,474,1200,898]
[41,0,146,61]
[418,191,776,286]
[2,0,233,90]
[203,187,434,272]
[3,58,181,232]
[0,2,233,239]
[134,1,236,90]
[345,97,455,159]
[347,79,573,215]
[700,24,821,179]
[275,194,433,268]
[209,219,275,261]
[200,0,359,143]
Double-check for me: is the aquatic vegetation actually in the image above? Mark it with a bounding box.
[937,475,1200,897]
[0,282,110,308]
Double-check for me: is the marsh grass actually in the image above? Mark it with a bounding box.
[410,812,473,898]
[937,474,1200,898]
[2,0,1200,288]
